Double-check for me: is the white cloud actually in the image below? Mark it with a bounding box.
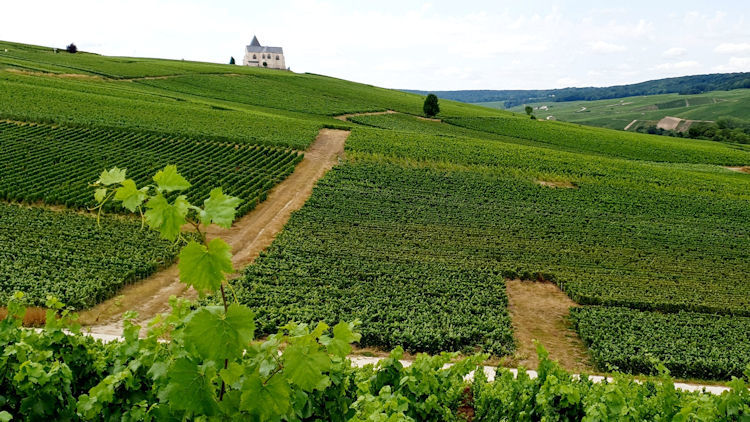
[663,47,686,57]
[714,43,750,54]
[655,61,700,70]
[589,41,627,54]
[712,57,750,72]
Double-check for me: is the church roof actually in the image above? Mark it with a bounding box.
[246,35,283,54]
[246,45,284,54]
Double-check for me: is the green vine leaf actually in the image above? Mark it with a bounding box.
[160,358,219,416]
[153,165,191,192]
[94,188,108,203]
[114,179,148,212]
[282,343,332,392]
[178,238,233,292]
[199,188,242,229]
[219,362,245,390]
[144,193,189,241]
[184,304,255,362]
[95,167,127,186]
[320,321,362,359]
[240,372,291,419]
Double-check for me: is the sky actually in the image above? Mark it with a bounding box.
[2,0,749,90]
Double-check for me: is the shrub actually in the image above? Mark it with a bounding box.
[423,94,440,117]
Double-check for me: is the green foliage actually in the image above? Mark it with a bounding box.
[446,115,750,165]
[423,93,440,117]
[234,162,516,355]
[0,121,303,217]
[178,239,234,293]
[0,203,181,308]
[143,193,189,241]
[0,71,325,149]
[571,307,750,379]
[1,290,749,419]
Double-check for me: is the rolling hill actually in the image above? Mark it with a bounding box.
[0,39,749,386]
[405,72,750,108]
[500,88,750,133]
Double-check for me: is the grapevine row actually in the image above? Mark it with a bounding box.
[0,120,302,216]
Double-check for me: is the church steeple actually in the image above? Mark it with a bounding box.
[250,35,261,47]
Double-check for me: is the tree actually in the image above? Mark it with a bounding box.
[423,94,440,117]
[66,43,77,54]
[229,56,236,65]
[524,106,533,116]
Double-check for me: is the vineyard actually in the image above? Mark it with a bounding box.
[0,37,749,398]
[2,299,748,420]
[233,163,516,355]
[445,115,750,165]
[0,71,327,149]
[0,120,302,215]
[231,157,750,374]
[571,307,750,380]
[0,203,180,308]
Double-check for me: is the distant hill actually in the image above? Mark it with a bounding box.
[405,72,750,108]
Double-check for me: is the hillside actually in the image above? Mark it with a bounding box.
[498,89,750,138]
[1,39,749,390]
[405,72,750,108]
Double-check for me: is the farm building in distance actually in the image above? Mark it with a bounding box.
[243,35,286,69]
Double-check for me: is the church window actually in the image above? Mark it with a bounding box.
[253,54,256,59]
[276,55,280,60]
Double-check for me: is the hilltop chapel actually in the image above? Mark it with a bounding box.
[243,36,286,70]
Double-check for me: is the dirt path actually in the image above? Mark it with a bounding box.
[505,280,593,372]
[726,166,750,174]
[333,110,396,121]
[79,129,349,334]
[623,119,638,131]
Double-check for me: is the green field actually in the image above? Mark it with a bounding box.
[0,121,302,215]
[0,203,181,308]
[1,40,750,381]
[491,89,750,131]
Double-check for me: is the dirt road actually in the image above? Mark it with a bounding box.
[333,110,396,121]
[506,280,593,372]
[79,129,349,334]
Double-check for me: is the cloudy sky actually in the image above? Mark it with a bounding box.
[2,0,748,90]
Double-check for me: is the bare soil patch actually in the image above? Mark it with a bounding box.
[536,179,577,189]
[656,116,682,131]
[79,128,349,334]
[416,116,441,122]
[726,166,750,174]
[5,68,103,80]
[0,307,47,326]
[333,110,396,121]
[505,280,593,372]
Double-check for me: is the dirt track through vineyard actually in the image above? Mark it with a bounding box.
[80,128,349,334]
[506,280,593,372]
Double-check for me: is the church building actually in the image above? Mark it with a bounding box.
[243,36,286,70]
